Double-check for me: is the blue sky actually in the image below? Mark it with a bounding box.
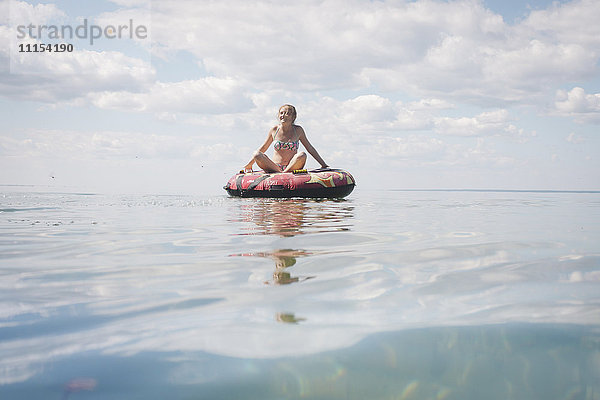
[1,0,599,194]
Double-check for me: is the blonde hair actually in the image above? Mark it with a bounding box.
[279,104,297,123]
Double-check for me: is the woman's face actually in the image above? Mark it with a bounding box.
[278,106,295,123]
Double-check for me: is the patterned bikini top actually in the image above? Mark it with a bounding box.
[273,125,300,152]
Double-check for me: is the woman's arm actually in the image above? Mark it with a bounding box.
[259,127,276,153]
[244,127,276,170]
[298,126,328,168]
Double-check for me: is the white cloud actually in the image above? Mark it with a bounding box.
[339,95,396,125]
[132,0,599,107]
[92,3,151,45]
[0,129,246,161]
[1,17,155,103]
[566,132,585,144]
[3,0,600,112]
[370,134,516,169]
[7,0,66,26]
[302,95,439,134]
[1,1,156,105]
[555,87,600,123]
[523,0,600,48]
[106,0,150,6]
[434,109,524,137]
[147,0,507,94]
[90,77,253,114]
[357,1,598,103]
[1,47,155,102]
[377,135,446,159]
[481,40,596,96]
[408,98,455,111]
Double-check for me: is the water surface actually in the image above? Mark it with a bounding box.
[1,189,599,399]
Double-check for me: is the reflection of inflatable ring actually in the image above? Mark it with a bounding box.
[224,168,356,198]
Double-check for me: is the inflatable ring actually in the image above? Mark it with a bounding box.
[224,168,355,198]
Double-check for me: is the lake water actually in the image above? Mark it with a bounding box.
[1,188,599,399]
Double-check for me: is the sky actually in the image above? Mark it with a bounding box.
[1,0,599,195]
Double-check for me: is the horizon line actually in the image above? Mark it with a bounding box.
[2,183,600,195]
[389,188,600,194]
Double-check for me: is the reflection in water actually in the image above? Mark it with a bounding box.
[228,197,355,303]
[232,198,354,236]
[276,312,306,324]
[231,247,316,323]
[229,198,355,322]
[63,378,97,400]
[227,199,354,316]
[271,268,313,285]
[230,249,315,285]
[268,249,314,286]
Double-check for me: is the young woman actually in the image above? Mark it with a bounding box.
[244,104,328,173]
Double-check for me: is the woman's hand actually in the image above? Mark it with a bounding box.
[243,163,253,173]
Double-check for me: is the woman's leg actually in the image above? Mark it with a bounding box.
[253,151,283,173]
[282,152,307,172]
